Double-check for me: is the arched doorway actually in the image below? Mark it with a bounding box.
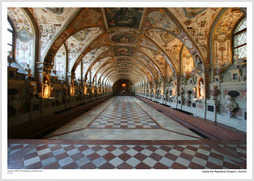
[113,79,134,96]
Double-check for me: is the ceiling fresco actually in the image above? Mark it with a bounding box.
[105,8,144,28]
[168,8,222,61]
[8,7,245,85]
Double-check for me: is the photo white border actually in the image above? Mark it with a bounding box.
[1,1,253,180]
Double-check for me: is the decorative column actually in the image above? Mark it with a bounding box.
[35,62,44,98]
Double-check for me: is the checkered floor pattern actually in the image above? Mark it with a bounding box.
[8,142,246,169]
[88,97,160,129]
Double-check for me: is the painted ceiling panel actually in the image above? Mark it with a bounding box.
[143,8,181,36]
[28,8,78,59]
[105,8,144,28]
[168,8,222,61]
[8,7,242,86]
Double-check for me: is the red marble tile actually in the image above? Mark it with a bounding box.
[55,152,69,161]
[179,152,193,161]
[237,152,246,158]
[63,145,76,151]
[132,145,144,152]
[146,145,158,152]
[199,145,211,151]
[80,162,97,169]
[91,145,103,151]
[173,146,185,152]
[10,145,23,150]
[105,145,117,151]
[37,144,48,151]
[103,153,116,161]
[62,162,78,169]
[223,161,240,169]
[153,162,169,169]
[117,163,133,169]
[24,152,38,160]
[87,153,100,161]
[135,125,143,129]
[164,153,178,161]
[39,152,54,161]
[206,161,222,169]
[71,152,85,161]
[188,162,205,169]
[171,162,187,169]
[119,145,131,152]
[159,145,171,152]
[134,153,147,161]
[78,145,89,152]
[186,145,198,152]
[135,162,151,169]
[49,145,62,151]
[118,153,131,161]
[149,153,163,161]
[194,152,208,160]
[210,152,224,160]
[98,162,115,169]
[44,162,60,169]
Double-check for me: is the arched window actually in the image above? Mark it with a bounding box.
[233,16,247,59]
[7,19,14,55]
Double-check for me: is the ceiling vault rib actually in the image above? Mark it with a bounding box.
[101,8,109,29]
[139,8,147,31]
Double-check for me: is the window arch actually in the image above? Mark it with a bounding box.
[7,8,36,75]
[233,16,247,59]
[52,44,67,80]
[7,18,14,55]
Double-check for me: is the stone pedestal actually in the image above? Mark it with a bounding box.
[177,96,184,109]
[206,100,220,122]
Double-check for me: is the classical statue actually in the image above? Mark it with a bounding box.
[225,95,239,118]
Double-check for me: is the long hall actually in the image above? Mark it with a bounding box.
[4,4,250,180]
[8,96,246,169]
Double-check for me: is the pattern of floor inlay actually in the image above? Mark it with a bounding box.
[7,97,247,170]
[88,97,160,129]
[45,96,201,140]
[8,140,246,169]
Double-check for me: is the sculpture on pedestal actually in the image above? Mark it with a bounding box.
[225,95,239,118]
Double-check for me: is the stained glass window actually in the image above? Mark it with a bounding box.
[233,17,247,59]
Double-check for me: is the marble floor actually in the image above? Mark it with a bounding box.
[8,96,246,169]
[44,96,202,140]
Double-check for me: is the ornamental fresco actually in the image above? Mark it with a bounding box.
[169,8,221,61]
[110,33,137,44]
[113,46,135,57]
[183,8,207,18]
[29,8,78,60]
[105,8,144,28]
[213,8,244,70]
[181,46,194,76]
[144,9,181,36]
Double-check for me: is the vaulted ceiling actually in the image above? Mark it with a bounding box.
[9,7,228,85]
